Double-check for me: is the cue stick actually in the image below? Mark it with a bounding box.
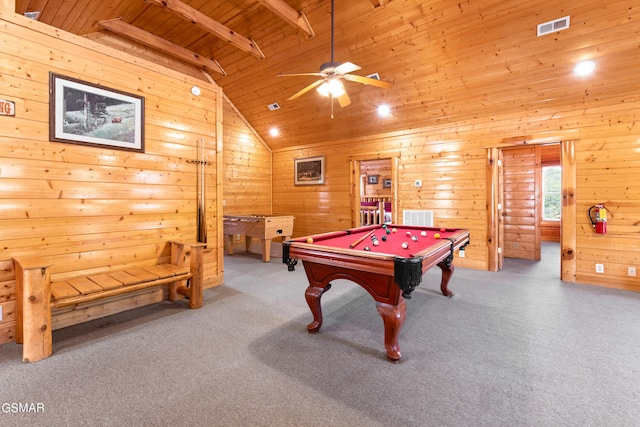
[349,229,377,249]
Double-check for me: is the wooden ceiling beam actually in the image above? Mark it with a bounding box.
[144,0,265,59]
[99,18,227,76]
[256,0,315,38]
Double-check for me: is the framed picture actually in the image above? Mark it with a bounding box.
[49,73,145,152]
[368,175,379,185]
[383,178,392,188]
[294,156,325,185]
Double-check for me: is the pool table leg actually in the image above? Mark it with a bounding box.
[437,262,455,297]
[376,299,407,363]
[305,283,332,333]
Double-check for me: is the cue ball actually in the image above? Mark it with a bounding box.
[411,235,418,242]
[434,233,441,239]
[392,228,397,233]
[421,231,427,237]
[364,246,371,251]
[306,237,314,243]
[402,242,409,249]
[373,240,379,246]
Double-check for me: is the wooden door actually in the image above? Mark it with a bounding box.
[502,147,541,260]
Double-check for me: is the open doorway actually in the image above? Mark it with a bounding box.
[350,153,399,227]
[493,143,562,272]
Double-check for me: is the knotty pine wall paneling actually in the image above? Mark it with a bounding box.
[272,114,640,292]
[272,134,488,272]
[0,12,222,345]
[222,96,273,254]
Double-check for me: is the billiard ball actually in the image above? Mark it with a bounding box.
[381,235,387,241]
[406,231,412,237]
[434,233,441,239]
[382,224,387,229]
[440,228,446,232]
[411,235,418,242]
[364,246,371,251]
[421,231,427,237]
[401,242,409,249]
[373,240,379,246]
[392,228,397,233]
[306,237,314,243]
[385,229,391,234]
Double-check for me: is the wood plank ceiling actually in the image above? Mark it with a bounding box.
[13,0,640,150]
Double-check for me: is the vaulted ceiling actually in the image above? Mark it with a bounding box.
[14,0,640,150]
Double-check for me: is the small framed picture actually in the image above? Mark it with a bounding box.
[367,175,379,185]
[294,156,325,185]
[383,178,392,188]
[49,73,145,152]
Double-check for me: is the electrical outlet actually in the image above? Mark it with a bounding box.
[414,180,422,187]
[236,234,241,241]
[628,267,636,277]
[595,264,604,274]
[458,249,465,258]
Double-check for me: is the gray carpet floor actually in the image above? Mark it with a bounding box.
[0,242,639,426]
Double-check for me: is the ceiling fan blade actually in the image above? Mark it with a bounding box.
[287,79,325,101]
[337,91,351,108]
[278,72,325,77]
[334,62,361,74]
[343,74,393,89]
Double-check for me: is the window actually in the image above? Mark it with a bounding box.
[542,166,561,220]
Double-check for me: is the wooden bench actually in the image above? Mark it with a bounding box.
[12,241,205,363]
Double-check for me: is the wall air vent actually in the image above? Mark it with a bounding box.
[403,210,434,227]
[537,16,570,36]
[267,103,280,111]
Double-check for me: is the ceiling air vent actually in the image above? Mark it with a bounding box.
[24,11,41,20]
[537,16,570,37]
[267,103,280,111]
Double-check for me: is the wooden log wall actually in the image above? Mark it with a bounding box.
[272,117,640,292]
[361,159,392,198]
[222,97,273,253]
[0,12,222,345]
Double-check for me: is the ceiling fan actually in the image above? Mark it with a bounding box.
[278,0,392,115]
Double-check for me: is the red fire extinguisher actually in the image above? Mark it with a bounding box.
[588,204,609,234]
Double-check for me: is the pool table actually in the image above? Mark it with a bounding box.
[283,224,470,362]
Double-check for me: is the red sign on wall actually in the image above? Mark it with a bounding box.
[0,98,16,116]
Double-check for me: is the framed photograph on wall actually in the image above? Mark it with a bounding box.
[294,156,325,185]
[383,178,392,188]
[49,73,145,152]
[368,175,379,185]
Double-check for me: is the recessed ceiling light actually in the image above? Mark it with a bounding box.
[269,127,280,137]
[574,60,595,77]
[377,104,391,117]
[190,86,201,96]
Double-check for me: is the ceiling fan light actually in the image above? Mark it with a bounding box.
[317,79,345,97]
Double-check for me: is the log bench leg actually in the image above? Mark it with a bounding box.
[169,241,205,309]
[13,257,53,363]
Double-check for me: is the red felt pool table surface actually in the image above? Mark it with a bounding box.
[283,224,470,362]
[307,224,463,257]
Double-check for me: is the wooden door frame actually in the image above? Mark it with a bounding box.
[485,134,577,282]
[350,151,400,227]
